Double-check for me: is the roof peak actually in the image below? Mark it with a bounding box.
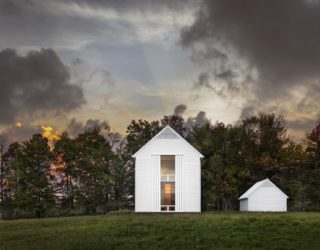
[156,126,179,139]
[132,125,203,158]
[239,178,288,200]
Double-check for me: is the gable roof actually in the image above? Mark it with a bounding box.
[238,178,289,200]
[132,125,204,158]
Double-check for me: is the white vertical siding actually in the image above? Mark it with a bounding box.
[134,126,202,213]
[249,187,287,212]
[135,154,201,212]
[182,157,201,212]
[152,155,160,212]
[135,157,153,212]
[175,155,183,212]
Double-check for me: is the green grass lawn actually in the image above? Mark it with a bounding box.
[0,212,320,250]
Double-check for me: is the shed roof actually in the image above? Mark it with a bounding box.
[238,178,289,200]
[132,125,203,158]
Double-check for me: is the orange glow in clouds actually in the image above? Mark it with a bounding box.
[15,121,22,128]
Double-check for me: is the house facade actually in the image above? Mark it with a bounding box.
[239,178,288,212]
[133,125,203,212]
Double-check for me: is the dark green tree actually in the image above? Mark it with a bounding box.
[53,132,78,208]
[241,113,289,181]
[124,119,161,199]
[0,134,8,203]
[306,120,320,167]
[305,120,320,209]
[75,127,113,213]
[188,123,239,210]
[8,135,54,218]
[1,142,22,218]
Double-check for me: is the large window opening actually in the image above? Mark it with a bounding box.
[160,155,175,211]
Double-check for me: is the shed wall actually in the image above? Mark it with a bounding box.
[249,187,287,211]
[240,199,248,211]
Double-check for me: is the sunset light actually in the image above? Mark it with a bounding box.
[41,125,60,142]
[15,121,22,128]
[0,1,320,249]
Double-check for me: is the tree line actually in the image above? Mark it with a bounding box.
[0,113,319,219]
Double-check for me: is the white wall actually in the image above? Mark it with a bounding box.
[248,187,287,212]
[135,157,153,212]
[181,157,201,212]
[175,155,183,212]
[240,199,248,211]
[135,137,201,212]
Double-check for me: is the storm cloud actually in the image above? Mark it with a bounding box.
[1,0,319,140]
[182,0,320,88]
[181,0,320,127]
[186,111,210,128]
[174,104,187,116]
[66,118,109,137]
[173,104,210,128]
[0,48,85,124]
[0,0,197,51]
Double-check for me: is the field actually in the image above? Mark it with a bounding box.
[0,212,320,250]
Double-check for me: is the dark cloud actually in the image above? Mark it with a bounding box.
[1,124,40,143]
[238,106,256,122]
[0,48,85,125]
[66,118,109,137]
[193,69,241,98]
[72,57,83,66]
[181,0,320,134]
[287,118,317,132]
[87,69,115,87]
[194,72,211,89]
[174,104,187,116]
[66,117,123,150]
[0,0,197,50]
[0,1,133,50]
[57,0,196,12]
[182,0,320,91]
[186,111,210,128]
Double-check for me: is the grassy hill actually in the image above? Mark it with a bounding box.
[0,212,320,249]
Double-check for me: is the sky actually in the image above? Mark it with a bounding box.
[0,0,320,142]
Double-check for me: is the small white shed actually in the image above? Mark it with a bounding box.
[133,125,203,212]
[239,178,288,212]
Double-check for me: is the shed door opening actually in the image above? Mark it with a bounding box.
[160,155,175,211]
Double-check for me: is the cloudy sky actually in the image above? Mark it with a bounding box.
[1,0,320,141]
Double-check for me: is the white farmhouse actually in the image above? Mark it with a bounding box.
[239,178,288,212]
[133,125,203,212]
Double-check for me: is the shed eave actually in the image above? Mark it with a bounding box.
[238,178,289,200]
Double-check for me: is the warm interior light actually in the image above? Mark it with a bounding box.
[164,184,171,194]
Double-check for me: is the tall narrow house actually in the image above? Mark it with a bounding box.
[133,125,203,212]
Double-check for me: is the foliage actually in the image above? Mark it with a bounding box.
[53,132,78,208]
[202,154,236,210]
[1,113,320,217]
[6,135,54,218]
